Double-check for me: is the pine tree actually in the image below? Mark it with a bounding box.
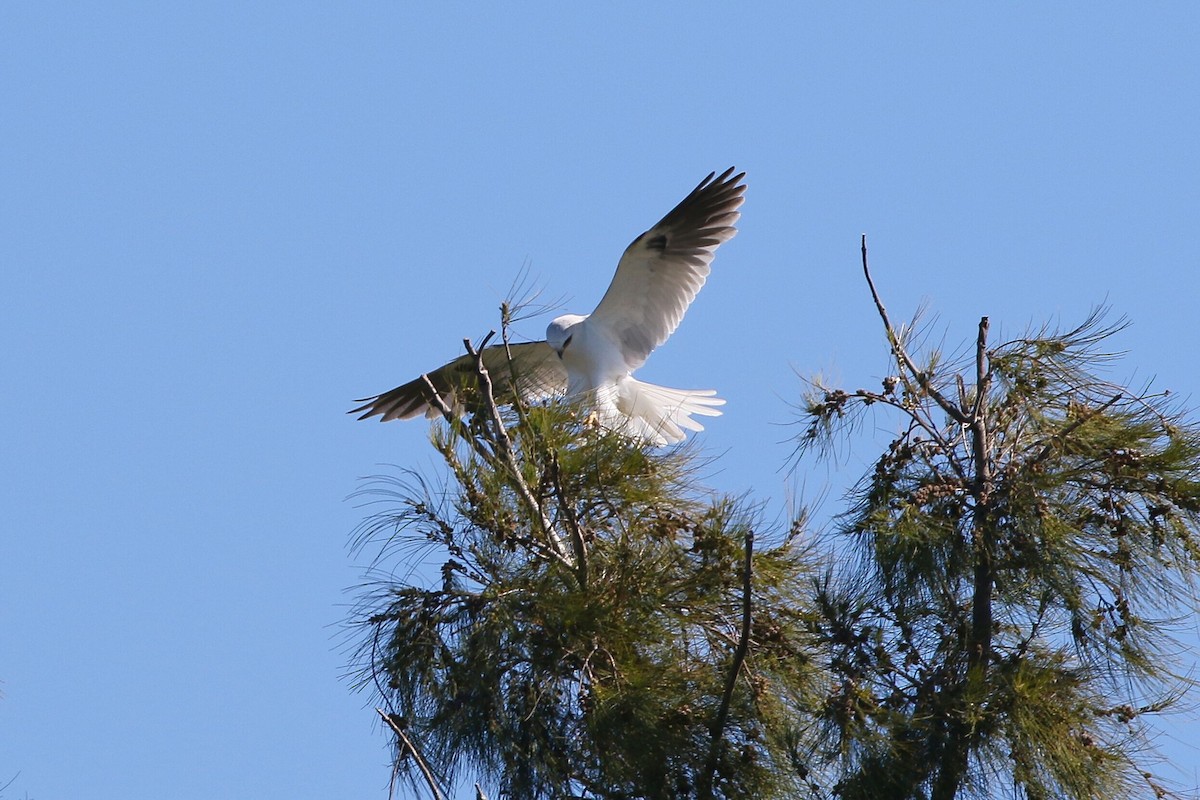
[350,248,1200,799]
[794,239,1200,799]
[350,325,824,800]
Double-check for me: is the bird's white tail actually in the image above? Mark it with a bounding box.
[592,377,724,446]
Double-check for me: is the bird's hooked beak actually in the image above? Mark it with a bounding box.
[554,333,573,359]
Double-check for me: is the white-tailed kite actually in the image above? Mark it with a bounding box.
[351,168,746,445]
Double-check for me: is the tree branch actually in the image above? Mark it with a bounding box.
[1028,393,1124,468]
[936,316,995,800]
[376,707,446,800]
[422,374,497,467]
[861,235,969,425]
[548,450,589,588]
[968,315,995,677]
[499,300,535,432]
[969,316,991,422]
[463,333,574,567]
[700,529,755,799]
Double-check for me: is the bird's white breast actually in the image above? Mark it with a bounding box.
[562,318,631,395]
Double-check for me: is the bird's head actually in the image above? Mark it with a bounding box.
[546,314,587,358]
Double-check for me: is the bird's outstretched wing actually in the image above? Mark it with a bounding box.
[350,341,567,421]
[586,167,745,370]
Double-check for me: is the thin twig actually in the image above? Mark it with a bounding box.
[701,529,755,799]
[375,708,446,800]
[861,235,968,424]
[852,237,971,475]
[499,301,534,432]
[833,386,970,482]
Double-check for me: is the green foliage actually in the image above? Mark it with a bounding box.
[797,307,1200,800]
[350,285,1200,800]
[351,391,823,799]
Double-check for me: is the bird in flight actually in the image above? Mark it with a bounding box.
[351,168,746,445]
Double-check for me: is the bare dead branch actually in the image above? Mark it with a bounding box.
[861,235,968,425]
[376,707,447,800]
[968,315,995,672]
[970,316,991,422]
[421,373,457,423]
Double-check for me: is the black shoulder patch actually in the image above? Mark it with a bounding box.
[646,234,668,252]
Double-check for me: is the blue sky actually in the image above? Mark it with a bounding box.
[3,4,1199,798]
